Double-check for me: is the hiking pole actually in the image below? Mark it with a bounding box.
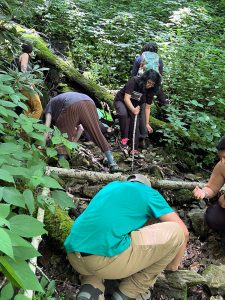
[131,114,138,172]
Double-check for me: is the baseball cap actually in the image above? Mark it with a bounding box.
[127,174,151,187]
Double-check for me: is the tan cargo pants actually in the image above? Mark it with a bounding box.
[67,222,184,299]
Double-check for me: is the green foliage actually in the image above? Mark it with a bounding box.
[0,71,75,297]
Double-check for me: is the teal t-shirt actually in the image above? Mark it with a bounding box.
[64,181,174,256]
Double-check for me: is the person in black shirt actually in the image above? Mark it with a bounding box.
[114,70,161,155]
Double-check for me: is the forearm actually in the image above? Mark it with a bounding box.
[145,105,151,125]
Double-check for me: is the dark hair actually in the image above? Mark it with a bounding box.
[139,69,161,93]
[216,135,225,151]
[21,43,33,54]
[141,42,158,54]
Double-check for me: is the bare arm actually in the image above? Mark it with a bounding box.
[43,113,52,144]
[193,162,225,200]
[159,212,189,271]
[145,103,153,133]
[20,53,29,72]
[124,93,140,115]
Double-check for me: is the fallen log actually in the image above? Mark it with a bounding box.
[47,166,225,191]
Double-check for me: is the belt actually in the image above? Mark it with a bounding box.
[80,252,92,257]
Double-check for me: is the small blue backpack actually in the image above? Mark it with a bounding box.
[138,51,160,75]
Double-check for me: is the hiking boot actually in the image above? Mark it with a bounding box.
[109,163,122,173]
[76,284,103,300]
[112,289,135,300]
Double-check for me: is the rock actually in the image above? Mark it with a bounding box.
[153,270,206,300]
[174,188,193,205]
[83,185,103,198]
[147,165,164,179]
[210,296,224,300]
[202,264,225,295]
[188,208,208,238]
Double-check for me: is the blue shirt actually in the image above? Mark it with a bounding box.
[64,181,174,256]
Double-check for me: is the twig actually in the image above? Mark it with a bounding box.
[0,277,6,289]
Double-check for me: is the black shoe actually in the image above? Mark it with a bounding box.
[112,289,135,300]
[76,284,102,300]
[109,163,121,173]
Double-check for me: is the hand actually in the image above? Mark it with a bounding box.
[146,124,153,134]
[218,194,225,208]
[132,106,140,115]
[192,186,206,200]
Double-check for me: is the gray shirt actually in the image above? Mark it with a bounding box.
[44,92,93,123]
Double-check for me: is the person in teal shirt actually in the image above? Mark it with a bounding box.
[65,174,189,300]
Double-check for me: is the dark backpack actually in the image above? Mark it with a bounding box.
[138,51,160,75]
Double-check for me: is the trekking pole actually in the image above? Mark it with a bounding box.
[131,114,138,172]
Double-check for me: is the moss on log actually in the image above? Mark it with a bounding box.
[13,24,115,107]
[44,206,73,250]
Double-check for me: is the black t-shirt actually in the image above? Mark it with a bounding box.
[115,77,154,106]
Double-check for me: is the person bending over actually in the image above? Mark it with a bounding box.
[44,92,119,173]
[193,135,225,231]
[114,70,161,156]
[65,173,189,300]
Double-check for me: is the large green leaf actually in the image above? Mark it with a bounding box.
[0,282,14,300]
[14,295,30,300]
[0,170,14,183]
[1,165,29,178]
[2,188,25,208]
[0,204,10,218]
[0,74,13,81]
[9,214,47,237]
[0,100,16,108]
[41,176,62,189]
[0,143,22,155]
[23,189,35,215]
[4,229,40,261]
[0,216,10,228]
[0,228,13,258]
[0,84,14,94]
[0,256,23,288]
[0,257,44,292]
[52,190,75,209]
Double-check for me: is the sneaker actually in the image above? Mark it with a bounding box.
[109,163,122,173]
[120,139,129,157]
[120,138,129,146]
[112,289,135,300]
[76,284,102,300]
